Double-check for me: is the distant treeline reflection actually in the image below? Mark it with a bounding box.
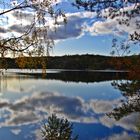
[46,71,129,83]
[16,71,128,83]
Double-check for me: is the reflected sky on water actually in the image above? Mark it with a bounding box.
[0,70,139,140]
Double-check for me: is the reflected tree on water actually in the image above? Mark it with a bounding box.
[108,79,140,135]
[41,114,78,140]
[108,80,140,120]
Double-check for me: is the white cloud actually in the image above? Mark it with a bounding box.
[6,111,40,126]
[87,20,118,35]
[0,8,96,40]
[106,131,135,140]
[87,4,140,37]
[87,16,140,37]
[0,1,139,42]
[89,99,121,114]
[0,91,98,127]
[100,112,140,131]
[11,128,21,135]
[0,99,10,108]
[0,90,139,132]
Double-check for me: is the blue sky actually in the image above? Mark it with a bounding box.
[51,0,140,56]
[52,0,114,56]
[0,0,139,56]
[54,34,113,56]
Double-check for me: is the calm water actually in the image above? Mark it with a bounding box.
[0,70,139,140]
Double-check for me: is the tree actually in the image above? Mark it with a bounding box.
[0,0,67,58]
[41,114,78,140]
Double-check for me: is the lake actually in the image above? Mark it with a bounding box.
[0,69,139,140]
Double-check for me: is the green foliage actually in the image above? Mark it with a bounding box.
[41,114,78,140]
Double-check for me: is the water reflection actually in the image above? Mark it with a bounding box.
[45,71,128,83]
[0,71,128,93]
[108,80,140,138]
[109,80,140,120]
[0,70,139,140]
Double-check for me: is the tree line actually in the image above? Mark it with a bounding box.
[0,54,140,71]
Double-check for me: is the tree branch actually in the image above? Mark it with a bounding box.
[0,1,31,16]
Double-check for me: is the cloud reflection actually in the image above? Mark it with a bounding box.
[0,91,97,126]
[0,91,139,135]
[106,131,136,140]
[11,128,21,135]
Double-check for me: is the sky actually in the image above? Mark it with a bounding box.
[0,0,139,56]
[51,0,140,56]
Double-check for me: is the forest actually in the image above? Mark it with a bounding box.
[0,54,140,70]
